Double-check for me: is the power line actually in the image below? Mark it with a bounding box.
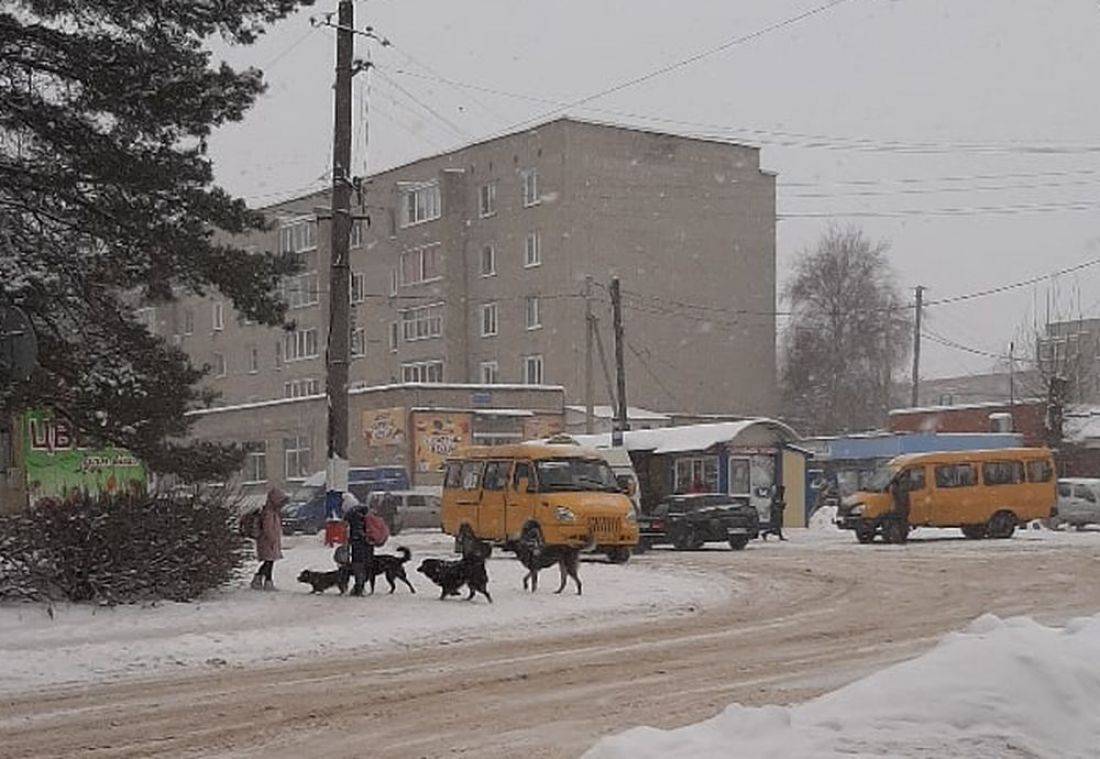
[474,0,857,141]
[924,256,1100,307]
[372,70,471,141]
[626,339,686,408]
[778,200,1100,219]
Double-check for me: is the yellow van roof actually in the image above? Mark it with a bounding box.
[888,447,1052,468]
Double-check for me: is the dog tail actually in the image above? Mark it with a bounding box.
[397,546,411,563]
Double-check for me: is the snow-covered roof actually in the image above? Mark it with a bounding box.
[571,418,800,454]
[1064,406,1100,445]
[889,398,1043,416]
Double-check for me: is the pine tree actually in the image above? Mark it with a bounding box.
[0,1,314,480]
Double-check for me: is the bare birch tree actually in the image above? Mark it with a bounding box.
[781,225,911,434]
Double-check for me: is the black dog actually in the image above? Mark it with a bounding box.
[297,567,351,595]
[366,546,416,595]
[417,553,492,603]
[512,543,582,595]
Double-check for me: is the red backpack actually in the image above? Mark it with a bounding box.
[364,512,390,547]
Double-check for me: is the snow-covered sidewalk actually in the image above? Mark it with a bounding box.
[585,611,1100,759]
[0,531,728,695]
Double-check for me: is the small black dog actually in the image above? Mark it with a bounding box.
[417,552,492,603]
[366,546,416,595]
[297,566,351,595]
[512,543,582,595]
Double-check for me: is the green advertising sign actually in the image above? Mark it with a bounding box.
[23,411,146,503]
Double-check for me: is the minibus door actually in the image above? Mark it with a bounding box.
[506,460,536,540]
[478,460,510,541]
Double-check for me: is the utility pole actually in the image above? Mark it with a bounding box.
[910,285,925,407]
[584,276,595,435]
[1008,341,1016,408]
[324,1,354,506]
[610,277,628,447]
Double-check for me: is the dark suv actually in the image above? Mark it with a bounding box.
[637,494,760,551]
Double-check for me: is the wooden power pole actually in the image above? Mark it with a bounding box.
[910,285,925,407]
[584,275,595,435]
[610,277,628,447]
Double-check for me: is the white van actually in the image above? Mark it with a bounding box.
[366,488,443,533]
[534,435,642,515]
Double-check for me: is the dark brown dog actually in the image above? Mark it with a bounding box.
[417,553,492,602]
[297,567,351,595]
[512,543,582,595]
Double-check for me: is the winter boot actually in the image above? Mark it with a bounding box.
[263,578,276,591]
[250,574,264,590]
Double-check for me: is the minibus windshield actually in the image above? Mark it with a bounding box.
[535,458,620,493]
[864,466,895,493]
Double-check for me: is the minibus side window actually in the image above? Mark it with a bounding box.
[460,461,483,490]
[983,461,1024,486]
[1027,460,1054,483]
[904,467,926,490]
[935,463,976,488]
[513,460,533,491]
[444,462,462,489]
[483,461,510,491]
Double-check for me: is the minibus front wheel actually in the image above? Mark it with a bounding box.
[854,521,876,544]
[987,510,1017,539]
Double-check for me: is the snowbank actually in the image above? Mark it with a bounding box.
[0,532,728,695]
[808,505,838,531]
[585,612,1100,759]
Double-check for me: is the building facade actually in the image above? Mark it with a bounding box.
[154,118,776,417]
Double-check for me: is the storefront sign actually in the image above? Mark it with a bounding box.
[412,412,472,472]
[23,411,146,503]
[362,406,406,447]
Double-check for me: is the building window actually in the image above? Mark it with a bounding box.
[284,328,319,361]
[480,361,499,384]
[183,308,194,336]
[212,352,227,378]
[523,354,543,385]
[479,182,496,217]
[400,243,442,286]
[284,272,320,309]
[350,272,366,304]
[212,302,224,331]
[350,219,365,248]
[351,327,366,357]
[401,360,444,383]
[284,435,312,480]
[242,442,267,484]
[283,378,320,398]
[524,231,541,267]
[521,168,539,207]
[525,296,541,330]
[390,269,398,296]
[278,218,317,254]
[675,457,720,494]
[481,303,498,337]
[248,346,260,374]
[401,303,444,342]
[480,244,496,277]
[389,321,399,353]
[400,181,441,227]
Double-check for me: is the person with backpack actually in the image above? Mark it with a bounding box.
[249,488,287,590]
[345,497,389,596]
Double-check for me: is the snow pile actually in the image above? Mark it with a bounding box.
[585,612,1100,759]
[808,505,838,531]
[0,532,729,695]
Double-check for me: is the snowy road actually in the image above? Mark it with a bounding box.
[2,527,1100,758]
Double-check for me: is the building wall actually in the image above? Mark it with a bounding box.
[889,401,1047,447]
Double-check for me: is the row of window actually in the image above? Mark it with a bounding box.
[399,169,540,231]
[396,355,544,385]
[899,459,1054,491]
[480,297,541,337]
[241,436,312,484]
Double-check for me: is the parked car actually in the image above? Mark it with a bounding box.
[636,494,759,551]
[365,489,443,534]
[1053,478,1100,530]
[281,466,409,535]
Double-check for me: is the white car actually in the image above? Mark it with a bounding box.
[1054,478,1100,530]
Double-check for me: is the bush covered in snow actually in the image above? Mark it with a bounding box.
[0,493,248,604]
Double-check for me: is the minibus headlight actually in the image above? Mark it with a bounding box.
[555,506,576,523]
[625,509,637,524]
[849,504,864,517]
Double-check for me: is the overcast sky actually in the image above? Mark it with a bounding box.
[208,0,1100,380]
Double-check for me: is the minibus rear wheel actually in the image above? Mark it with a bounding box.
[987,510,1017,539]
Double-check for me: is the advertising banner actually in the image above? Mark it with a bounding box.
[412,412,472,473]
[23,411,146,503]
[362,406,407,447]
